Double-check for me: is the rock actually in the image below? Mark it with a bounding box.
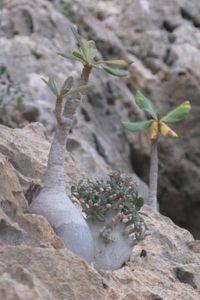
[0,0,78,130]
[0,122,199,298]
[0,206,199,299]
[0,0,199,237]
[103,206,200,300]
[0,246,107,300]
[0,2,199,297]
[0,122,82,249]
[0,144,64,249]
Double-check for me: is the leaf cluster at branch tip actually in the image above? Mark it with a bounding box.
[58,26,129,77]
[71,172,146,241]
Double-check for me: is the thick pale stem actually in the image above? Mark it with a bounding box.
[43,65,92,190]
[43,96,69,190]
[29,66,95,264]
[43,123,68,190]
[80,65,92,86]
[148,140,158,211]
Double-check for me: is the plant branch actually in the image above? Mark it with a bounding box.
[148,140,158,210]
[55,96,66,125]
[62,64,92,128]
[80,65,92,86]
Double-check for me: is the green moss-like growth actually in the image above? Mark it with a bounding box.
[60,3,74,20]
[71,172,145,241]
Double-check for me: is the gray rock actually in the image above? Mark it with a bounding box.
[0,0,199,239]
[0,123,199,299]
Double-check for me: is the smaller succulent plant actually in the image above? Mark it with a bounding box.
[58,27,129,77]
[42,76,86,98]
[71,172,145,241]
[123,91,191,210]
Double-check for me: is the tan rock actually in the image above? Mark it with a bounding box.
[0,246,108,300]
[0,0,199,298]
[0,123,199,299]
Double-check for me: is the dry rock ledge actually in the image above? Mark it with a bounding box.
[0,123,199,300]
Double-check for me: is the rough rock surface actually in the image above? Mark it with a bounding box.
[0,123,199,299]
[0,0,200,298]
[0,0,199,237]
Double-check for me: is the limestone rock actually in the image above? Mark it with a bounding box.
[0,123,199,299]
[0,0,200,297]
[0,0,199,237]
[0,122,80,249]
[0,123,200,300]
[0,246,107,300]
[101,206,200,300]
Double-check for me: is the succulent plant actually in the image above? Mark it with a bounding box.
[42,76,86,98]
[58,26,129,77]
[71,172,145,242]
[123,91,191,210]
[29,25,129,266]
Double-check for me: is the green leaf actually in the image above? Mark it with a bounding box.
[92,64,103,70]
[72,51,87,63]
[86,47,98,64]
[71,26,87,60]
[61,76,74,91]
[79,44,88,61]
[71,185,77,194]
[96,60,129,67]
[94,211,105,222]
[135,91,157,120]
[42,78,59,96]
[71,26,83,47]
[135,197,144,211]
[58,52,85,64]
[102,65,128,77]
[57,52,74,60]
[124,202,133,210]
[122,120,154,132]
[161,101,191,123]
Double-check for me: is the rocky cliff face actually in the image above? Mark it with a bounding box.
[0,122,199,299]
[0,0,199,237]
[0,0,200,298]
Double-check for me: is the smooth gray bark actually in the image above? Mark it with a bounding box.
[29,67,95,263]
[148,140,158,211]
[88,211,133,270]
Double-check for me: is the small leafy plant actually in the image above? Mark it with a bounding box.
[123,91,191,210]
[71,172,145,241]
[58,26,129,78]
[71,172,146,270]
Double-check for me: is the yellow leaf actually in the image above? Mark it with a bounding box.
[159,122,178,138]
[96,60,129,67]
[148,121,158,140]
